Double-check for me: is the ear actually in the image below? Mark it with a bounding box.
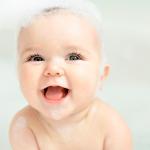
[98,64,110,90]
[100,64,110,81]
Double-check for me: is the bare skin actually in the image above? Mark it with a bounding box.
[9,98,132,150]
[9,11,132,150]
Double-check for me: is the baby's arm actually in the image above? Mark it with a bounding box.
[9,114,39,150]
[103,107,132,150]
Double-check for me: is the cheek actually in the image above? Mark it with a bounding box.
[18,65,41,95]
[68,63,100,96]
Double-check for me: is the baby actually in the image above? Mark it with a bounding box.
[9,0,132,149]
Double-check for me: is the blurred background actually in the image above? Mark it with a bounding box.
[0,0,150,149]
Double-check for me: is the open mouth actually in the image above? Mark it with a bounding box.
[41,86,70,102]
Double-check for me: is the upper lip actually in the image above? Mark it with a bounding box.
[40,82,69,91]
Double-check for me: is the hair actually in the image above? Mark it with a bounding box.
[17,0,107,68]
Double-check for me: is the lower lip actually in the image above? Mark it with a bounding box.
[41,90,71,104]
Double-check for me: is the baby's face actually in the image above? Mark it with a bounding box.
[18,12,105,120]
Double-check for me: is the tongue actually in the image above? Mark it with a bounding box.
[45,86,65,101]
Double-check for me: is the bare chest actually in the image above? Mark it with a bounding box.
[32,123,104,150]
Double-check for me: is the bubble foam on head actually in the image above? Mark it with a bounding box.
[17,0,102,33]
[0,1,101,29]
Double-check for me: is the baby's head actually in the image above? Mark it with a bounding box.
[17,0,105,61]
[17,0,109,120]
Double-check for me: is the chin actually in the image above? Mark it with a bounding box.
[41,102,75,121]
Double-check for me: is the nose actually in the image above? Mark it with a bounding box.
[43,61,64,77]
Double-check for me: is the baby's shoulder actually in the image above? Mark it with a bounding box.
[9,106,40,149]
[10,105,36,126]
[9,105,40,135]
[92,98,132,149]
[9,106,37,137]
[93,98,130,131]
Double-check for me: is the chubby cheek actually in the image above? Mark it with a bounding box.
[18,65,41,102]
[68,63,100,100]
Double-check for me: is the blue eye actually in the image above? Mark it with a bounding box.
[26,54,44,62]
[67,52,82,61]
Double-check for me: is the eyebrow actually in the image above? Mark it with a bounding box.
[20,47,41,56]
[20,45,92,56]
[64,45,92,55]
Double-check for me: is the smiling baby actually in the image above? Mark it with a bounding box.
[9,0,132,150]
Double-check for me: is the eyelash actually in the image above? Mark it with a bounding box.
[26,54,44,62]
[25,52,84,62]
[66,52,83,61]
